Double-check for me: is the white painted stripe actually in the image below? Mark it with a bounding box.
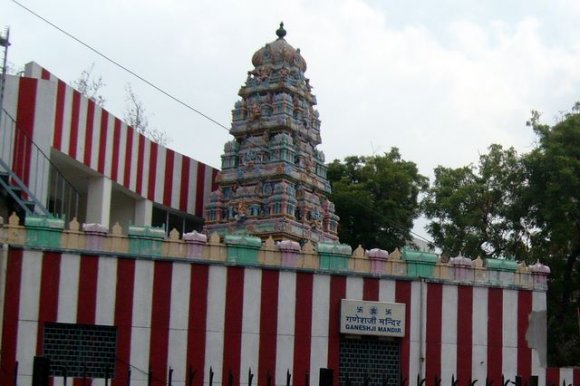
[309,274,330,386]
[29,80,55,205]
[117,122,129,184]
[155,146,167,203]
[188,160,199,213]
[203,162,214,208]
[32,79,56,154]
[59,85,73,152]
[129,128,140,191]
[76,94,88,162]
[16,251,42,385]
[0,77,19,170]
[345,276,363,299]
[205,265,227,385]
[172,153,183,208]
[378,279,396,302]
[90,105,102,169]
[502,289,518,379]
[472,287,488,382]
[276,271,296,386]
[168,261,192,384]
[441,284,457,385]
[24,62,43,78]
[103,113,115,178]
[560,368,574,386]
[57,253,80,323]
[409,281,422,382]
[129,259,154,384]
[532,291,547,385]
[240,268,261,386]
[95,256,117,325]
[141,139,152,197]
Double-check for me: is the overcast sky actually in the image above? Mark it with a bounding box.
[4,0,580,241]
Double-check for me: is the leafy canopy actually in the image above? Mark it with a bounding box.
[327,148,427,252]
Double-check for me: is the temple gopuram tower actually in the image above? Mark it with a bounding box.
[204,23,340,243]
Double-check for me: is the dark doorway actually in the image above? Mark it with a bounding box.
[339,336,400,386]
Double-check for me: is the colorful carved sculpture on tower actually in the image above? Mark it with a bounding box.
[204,23,340,243]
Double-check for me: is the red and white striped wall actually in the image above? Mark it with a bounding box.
[2,63,219,217]
[0,248,556,386]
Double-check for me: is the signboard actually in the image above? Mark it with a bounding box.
[340,299,406,337]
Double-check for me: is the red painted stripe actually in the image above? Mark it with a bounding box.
[258,270,280,386]
[545,368,559,386]
[73,255,99,386]
[53,80,66,149]
[14,78,37,184]
[395,281,412,384]
[186,264,209,386]
[35,252,62,355]
[574,368,580,386]
[0,248,23,386]
[147,142,158,200]
[123,129,134,188]
[136,135,145,195]
[487,288,503,385]
[425,283,442,384]
[149,261,173,386]
[83,100,96,166]
[517,291,532,380]
[363,277,379,301]
[97,110,109,174]
[163,149,175,206]
[293,272,313,386]
[41,68,51,80]
[76,255,99,324]
[456,286,473,384]
[68,90,81,159]
[195,163,206,217]
[222,267,245,386]
[112,258,136,386]
[110,118,122,182]
[179,157,191,212]
[327,275,346,386]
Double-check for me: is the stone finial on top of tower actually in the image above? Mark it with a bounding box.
[276,22,286,39]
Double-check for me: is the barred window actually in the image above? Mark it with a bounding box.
[43,323,117,379]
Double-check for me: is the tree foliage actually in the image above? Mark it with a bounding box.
[422,144,530,260]
[524,107,580,365]
[327,148,428,251]
[124,83,171,146]
[422,104,580,365]
[72,63,106,107]
[74,67,171,146]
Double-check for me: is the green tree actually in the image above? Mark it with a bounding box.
[327,148,427,251]
[422,144,530,260]
[422,104,580,365]
[525,107,580,365]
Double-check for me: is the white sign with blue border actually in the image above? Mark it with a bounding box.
[340,299,406,337]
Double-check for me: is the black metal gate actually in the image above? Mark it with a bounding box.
[339,336,400,386]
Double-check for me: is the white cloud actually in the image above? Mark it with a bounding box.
[4,0,580,178]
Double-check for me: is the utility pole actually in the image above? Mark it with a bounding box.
[0,27,10,125]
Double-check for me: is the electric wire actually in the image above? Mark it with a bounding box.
[10,0,229,131]
[10,0,438,249]
[9,0,311,170]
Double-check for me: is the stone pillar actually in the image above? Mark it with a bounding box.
[134,199,153,226]
[86,176,112,227]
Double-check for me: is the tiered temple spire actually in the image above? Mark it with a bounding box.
[204,23,340,243]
